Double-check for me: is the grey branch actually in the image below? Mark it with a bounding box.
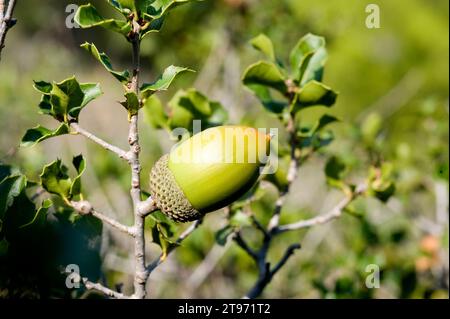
[147,218,203,273]
[137,195,157,217]
[273,184,367,234]
[0,0,17,61]
[71,200,135,237]
[126,28,149,299]
[70,122,130,161]
[82,278,128,299]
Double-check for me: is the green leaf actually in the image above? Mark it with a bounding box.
[21,123,70,147]
[361,112,383,145]
[19,199,53,229]
[242,61,287,94]
[70,155,86,199]
[325,156,347,190]
[121,92,140,116]
[75,4,132,36]
[33,77,102,122]
[246,84,287,114]
[151,222,178,258]
[143,95,169,129]
[292,80,337,112]
[80,83,103,108]
[140,65,193,97]
[50,77,84,120]
[140,16,165,39]
[142,0,198,19]
[166,89,226,131]
[40,159,72,201]
[250,33,275,61]
[80,43,130,84]
[289,33,327,84]
[215,225,234,246]
[297,114,339,138]
[0,174,27,221]
[184,89,211,116]
[367,162,396,202]
[33,80,52,94]
[229,210,252,227]
[208,101,228,126]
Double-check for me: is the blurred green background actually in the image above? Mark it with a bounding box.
[0,0,448,298]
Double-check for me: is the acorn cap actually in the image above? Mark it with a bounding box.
[150,125,270,222]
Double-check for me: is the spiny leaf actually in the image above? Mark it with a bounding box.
[250,33,275,61]
[121,92,140,116]
[40,159,72,201]
[21,123,70,147]
[242,61,287,94]
[0,174,27,220]
[70,155,86,199]
[32,77,102,122]
[81,43,130,84]
[75,4,132,36]
[140,65,193,97]
[19,199,53,229]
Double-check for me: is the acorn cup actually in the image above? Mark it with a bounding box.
[149,125,271,222]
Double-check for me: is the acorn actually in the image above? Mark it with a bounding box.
[150,125,270,222]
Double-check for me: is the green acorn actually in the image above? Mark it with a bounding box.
[150,125,270,222]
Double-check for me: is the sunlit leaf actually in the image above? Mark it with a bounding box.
[242,61,287,94]
[75,4,132,35]
[140,65,193,97]
[21,123,70,147]
[80,43,130,84]
[40,159,72,201]
[250,33,275,61]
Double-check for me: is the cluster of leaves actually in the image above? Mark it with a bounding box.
[0,163,102,298]
[214,33,396,248]
[17,0,208,272]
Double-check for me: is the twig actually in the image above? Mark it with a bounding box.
[70,122,130,161]
[273,188,363,234]
[267,117,299,231]
[71,200,135,237]
[82,278,128,299]
[233,230,258,260]
[0,0,17,61]
[269,243,301,276]
[147,219,203,273]
[126,26,149,299]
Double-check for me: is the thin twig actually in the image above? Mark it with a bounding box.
[273,184,366,234]
[71,200,136,237]
[70,122,130,161]
[267,117,299,231]
[0,0,17,61]
[233,230,258,260]
[82,278,128,299]
[270,243,301,276]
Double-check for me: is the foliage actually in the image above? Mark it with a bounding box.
[0,0,447,299]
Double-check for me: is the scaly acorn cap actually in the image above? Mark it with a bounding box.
[150,125,270,222]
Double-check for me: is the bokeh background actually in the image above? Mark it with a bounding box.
[0,0,448,298]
